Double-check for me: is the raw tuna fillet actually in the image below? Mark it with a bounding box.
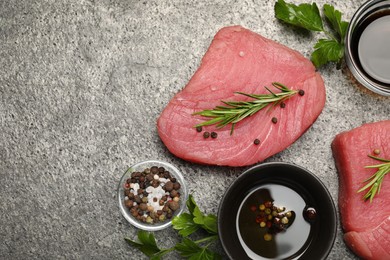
[331,120,390,260]
[157,26,325,166]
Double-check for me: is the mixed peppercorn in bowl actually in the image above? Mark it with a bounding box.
[118,160,188,231]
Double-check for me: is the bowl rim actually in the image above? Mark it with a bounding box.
[344,0,390,96]
[118,159,188,231]
[217,161,337,260]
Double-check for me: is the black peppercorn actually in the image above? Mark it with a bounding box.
[203,132,210,138]
[211,132,218,138]
[196,126,202,132]
[299,89,305,96]
[272,117,278,124]
[280,102,286,108]
[254,139,260,145]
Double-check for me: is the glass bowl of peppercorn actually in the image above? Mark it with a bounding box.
[118,160,188,231]
[218,162,337,260]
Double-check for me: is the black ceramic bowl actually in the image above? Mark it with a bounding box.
[218,162,337,260]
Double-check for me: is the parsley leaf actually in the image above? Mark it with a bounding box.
[275,0,323,31]
[193,207,218,235]
[274,0,349,68]
[124,230,164,257]
[174,194,218,235]
[125,194,221,259]
[312,39,344,68]
[323,4,349,43]
[172,212,199,236]
[175,238,220,260]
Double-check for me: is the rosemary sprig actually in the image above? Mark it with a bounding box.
[193,82,298,135]
[358,154,390,203]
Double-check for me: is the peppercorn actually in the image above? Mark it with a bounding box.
[146,174,154,182]
[203,132,210,138]
[272,117,278,124]
[170,190,178,197]
[196,126,202,132]
[164,181,174,192]
[151,166,159,174]
[304,207,317,222]
[163,171,170,178]
[211,132,218,138]
[299,89,305,96]
[173,182,181,190]
[139,203,148,211]
[125,200,133,208]
[264,233,272,241]
[254,139,260,145]
[280,102,286,108]
[168,201,180,211]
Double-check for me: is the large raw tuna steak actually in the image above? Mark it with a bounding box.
[332,120,390,260]
[157,26,325,166]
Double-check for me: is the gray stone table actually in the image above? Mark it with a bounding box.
[1,0,388,259]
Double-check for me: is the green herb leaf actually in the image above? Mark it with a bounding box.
[124,231,162,257]
[275,0,323,31]
[274,0,349,68]
[186,194,197,215]
[358,155,390,203]
[311,39,344,68]
[175,238,221,260]
[172,212,199,237]
[125,195,220,259]
[323,4,349,43]
[193,207,218,235]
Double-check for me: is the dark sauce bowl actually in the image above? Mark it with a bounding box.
[218,162,337,260]
[345,0,390,96]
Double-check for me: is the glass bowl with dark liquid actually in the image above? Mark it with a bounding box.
[218,162,337,260]
[345,0,390,96]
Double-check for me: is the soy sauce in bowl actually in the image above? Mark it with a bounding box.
[218,162,337,260]
[345,0,390,96]
[237,184,313,259]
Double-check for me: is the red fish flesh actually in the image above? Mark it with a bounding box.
[332,120,390,260]
[157,26,325,166]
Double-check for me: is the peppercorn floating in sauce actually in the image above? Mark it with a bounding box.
[123,166,182,224]
[252,200,295,241]
[237,184,314,259]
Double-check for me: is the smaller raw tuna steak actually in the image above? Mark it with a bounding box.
[157,26,326,166]
[332,120,390,260]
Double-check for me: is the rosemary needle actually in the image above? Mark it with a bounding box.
[358,154,390,203]
[193,82,298,135]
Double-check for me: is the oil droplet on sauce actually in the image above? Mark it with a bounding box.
[236,184,312,259]
[358,15,390,84]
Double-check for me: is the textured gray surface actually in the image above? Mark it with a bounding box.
[1,0,389,259]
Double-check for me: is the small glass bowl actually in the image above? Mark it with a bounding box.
[118,160,188,231]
